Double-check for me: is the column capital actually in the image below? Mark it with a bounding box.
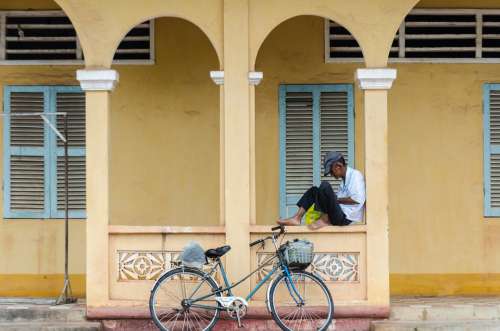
[210,70,224,85]
[355,68,397,90]
[76,69,119,91]
[248,71,263,86]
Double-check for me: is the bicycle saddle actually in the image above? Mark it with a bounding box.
[205,245,231,258]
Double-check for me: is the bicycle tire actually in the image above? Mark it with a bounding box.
[149,266,221,331]
[268,270,334,331]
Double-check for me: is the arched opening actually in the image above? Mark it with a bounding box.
[109,17,220,227]
[254,15,364,226]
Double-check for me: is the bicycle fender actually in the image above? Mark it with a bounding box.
[265,270,283,313]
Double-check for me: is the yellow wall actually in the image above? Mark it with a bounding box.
[255,15,500,295]
[4,0,500,297]
[109,17,220,226]
[0,14,220,296]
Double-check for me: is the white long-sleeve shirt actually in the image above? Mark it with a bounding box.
[336,167,366,223]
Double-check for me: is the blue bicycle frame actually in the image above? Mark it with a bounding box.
[185,231,305,310]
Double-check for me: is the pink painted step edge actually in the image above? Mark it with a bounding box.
[87,305,390,320]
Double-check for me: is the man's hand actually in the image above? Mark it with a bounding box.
[338,197,359,205]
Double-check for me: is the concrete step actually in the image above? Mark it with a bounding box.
[371,320,500,331]
[390,304,500,321]
[0,306,87,322]
[0,321,102,331]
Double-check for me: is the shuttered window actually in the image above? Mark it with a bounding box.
[279,84,354,218]
[484,84,500,216]
[3,86,85,218]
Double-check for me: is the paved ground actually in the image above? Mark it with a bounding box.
[373,296,500,331]
[392,296,500,306]
[3,296,500,330]
[0,298,101,330]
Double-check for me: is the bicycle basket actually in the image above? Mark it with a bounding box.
[280,239,314,270]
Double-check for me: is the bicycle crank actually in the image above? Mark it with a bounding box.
[216,297,248,328]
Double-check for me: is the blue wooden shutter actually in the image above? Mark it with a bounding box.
[484,84,500,216]
[51,87,86,218]
[319,85,354,188]
[3,86,50,218]
[279,84,354,218]
[280,86,315,217]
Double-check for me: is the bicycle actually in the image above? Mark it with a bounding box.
[149,225,334,330]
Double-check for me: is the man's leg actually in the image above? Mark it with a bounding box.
[278,186,318,226]
[316,181,347,226]
[307,213,331,230]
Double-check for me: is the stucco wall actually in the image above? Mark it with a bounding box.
[0,14,220,296]
[109,18,220,227]
[3,0,500,297]
[255,15,500,294]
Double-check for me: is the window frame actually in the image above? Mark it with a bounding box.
[278,84,354,218]
[3,85,86,219]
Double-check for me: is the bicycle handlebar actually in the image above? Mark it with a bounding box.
[249,238,265,247]
[249,225,285,247]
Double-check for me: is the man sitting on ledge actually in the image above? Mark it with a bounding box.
[278,151,365,230]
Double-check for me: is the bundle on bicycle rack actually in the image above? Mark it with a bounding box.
[179,241,206,268]
[279,238,314,270]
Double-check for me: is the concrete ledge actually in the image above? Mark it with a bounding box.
[108,225,367,234]
[87,305,390,320]
[108,225,226,234]
[250,225,367,233]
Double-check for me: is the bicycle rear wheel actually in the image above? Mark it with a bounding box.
[268,270,334,331]
[149,267,221,331]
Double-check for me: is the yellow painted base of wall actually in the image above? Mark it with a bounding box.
[0,274,85,298]
[391,274,500,296]
[2,273,500,298]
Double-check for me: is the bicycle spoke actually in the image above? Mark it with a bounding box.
[151,269,220,331]
[180,277,187,300]
[271,271,333,331]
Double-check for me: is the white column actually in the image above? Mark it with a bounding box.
[76,69,118,307]
[355,68,396,306]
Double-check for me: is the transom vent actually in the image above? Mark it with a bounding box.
[327,9,500,62]
[1,10,153,63]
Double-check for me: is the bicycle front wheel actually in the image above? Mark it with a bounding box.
[268,270,334,331]
[149,267,221,331]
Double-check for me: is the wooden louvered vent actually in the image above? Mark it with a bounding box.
[0,11,153,63]
[489,89,500,208]
[9,92,45,212]
[56,156,85,211]
[320,91,349,187]
[56,92,85,211]
[10,156,45,211]
[327,9,500,62]
[326,21,399,59]
[285,92,314,195]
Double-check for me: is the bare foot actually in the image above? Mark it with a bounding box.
[277,217,301,226]
[307,218,330,230]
